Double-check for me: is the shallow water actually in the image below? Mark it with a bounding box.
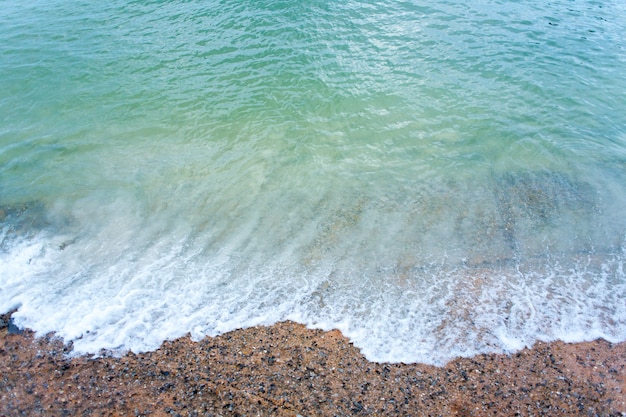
[1,0,626,365]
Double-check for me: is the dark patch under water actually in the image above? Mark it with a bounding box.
[493,170,598,258]
[0,201,49,248]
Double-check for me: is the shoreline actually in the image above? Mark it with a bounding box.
[1,310,625,416]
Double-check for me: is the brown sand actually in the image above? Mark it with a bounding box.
[1,310,624,416]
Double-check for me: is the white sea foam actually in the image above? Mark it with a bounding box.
[2,198,625,366]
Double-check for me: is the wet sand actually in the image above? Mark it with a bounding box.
[1,310,624,416]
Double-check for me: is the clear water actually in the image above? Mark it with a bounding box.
[1,0,626,365]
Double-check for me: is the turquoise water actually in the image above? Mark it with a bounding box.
[1,0,626,365]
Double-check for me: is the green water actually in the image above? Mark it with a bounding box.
[1,0,626,364]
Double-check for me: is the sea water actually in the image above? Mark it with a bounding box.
[1,0,626,365]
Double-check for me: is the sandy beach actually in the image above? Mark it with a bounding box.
[1,310,624,416]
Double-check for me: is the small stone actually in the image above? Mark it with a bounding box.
[7,318,24,335]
